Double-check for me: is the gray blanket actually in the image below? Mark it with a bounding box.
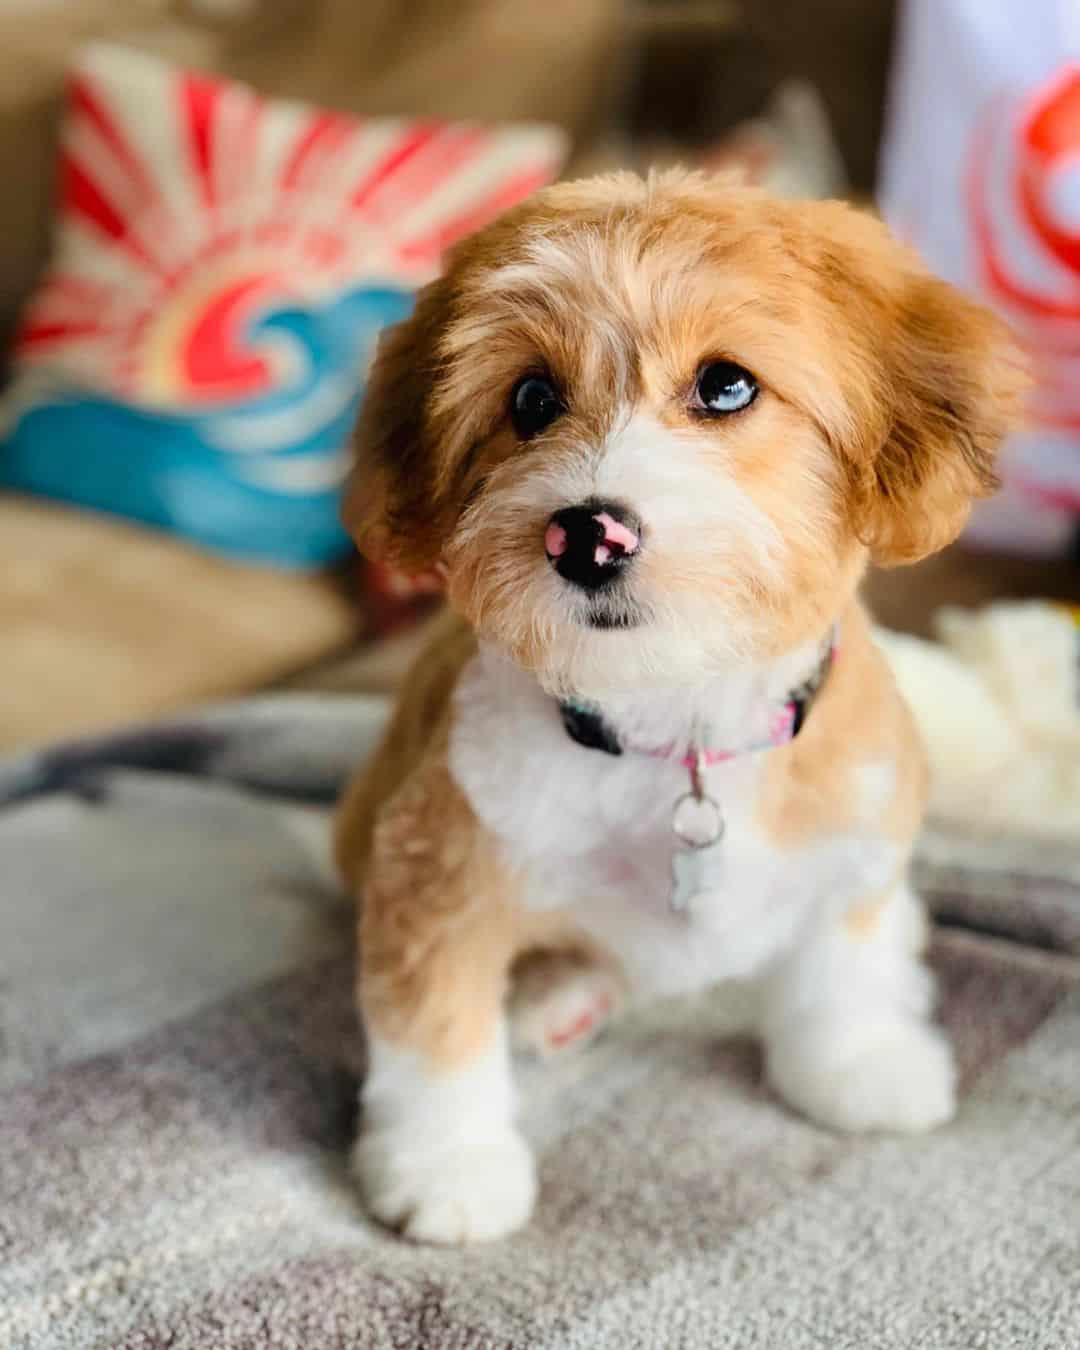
[2,696,1079,1349]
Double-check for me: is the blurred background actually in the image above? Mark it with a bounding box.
[1,0,1078,751]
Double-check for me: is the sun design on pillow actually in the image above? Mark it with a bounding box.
[17,46,564,406]
[0,45,565,566]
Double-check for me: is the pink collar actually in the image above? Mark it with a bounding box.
[558,630,838,765]
[628,702,799,767]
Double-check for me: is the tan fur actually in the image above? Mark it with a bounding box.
[347,173,1026,574]
[844,895,892,940]
[757,602,927,855]
[333,607,475,894]
[345,173,1024,692]
[339,609,599,1064]
[338,170,1025,1072]
[357,739,514,1066]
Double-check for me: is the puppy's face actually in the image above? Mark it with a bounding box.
[346,172,1024,697]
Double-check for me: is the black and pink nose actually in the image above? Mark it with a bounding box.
[544,501,641,591]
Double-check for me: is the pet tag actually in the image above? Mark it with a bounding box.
[669,754,724,915]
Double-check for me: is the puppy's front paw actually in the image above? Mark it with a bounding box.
[766,1016,957,1135]
[352,1126,537,1244]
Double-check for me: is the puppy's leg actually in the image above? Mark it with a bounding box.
[760,882,955,1133]
[351,759,535,1245]
[509,946,626,1057]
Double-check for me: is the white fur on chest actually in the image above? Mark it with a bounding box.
[448,649,893,997]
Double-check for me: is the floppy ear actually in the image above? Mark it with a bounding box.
[826,212,1028,567]
[342,276,455,571]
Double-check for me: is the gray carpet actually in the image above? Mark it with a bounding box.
[2,696,1079,1349]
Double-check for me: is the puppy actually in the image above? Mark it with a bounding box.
[335,171,1024,1245]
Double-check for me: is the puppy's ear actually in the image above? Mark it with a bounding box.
[826,211,1028,566]
[342,277,454,571]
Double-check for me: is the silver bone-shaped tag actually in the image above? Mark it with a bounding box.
[669,751,724,915]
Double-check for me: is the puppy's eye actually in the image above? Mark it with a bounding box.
[510,375,563,439]
[694,361,758,415]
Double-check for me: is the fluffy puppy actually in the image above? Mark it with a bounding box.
[335,170,1024,1245]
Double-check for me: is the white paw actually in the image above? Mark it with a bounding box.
[767,1016,957,1135]
[352,1126,537,1244]
[510,958,622,1057]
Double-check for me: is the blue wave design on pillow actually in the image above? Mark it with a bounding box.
[0,285,413,569]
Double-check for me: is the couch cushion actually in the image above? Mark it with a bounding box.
[0,495,358,749]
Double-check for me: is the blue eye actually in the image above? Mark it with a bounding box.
[695,361,758,415]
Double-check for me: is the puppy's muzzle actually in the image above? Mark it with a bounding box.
[544,500,641,592]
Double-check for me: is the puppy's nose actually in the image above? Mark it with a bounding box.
[544,501,641,591]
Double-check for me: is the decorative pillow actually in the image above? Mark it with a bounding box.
[0,44,566,569]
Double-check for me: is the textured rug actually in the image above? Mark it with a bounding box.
[2,697,1079,1349]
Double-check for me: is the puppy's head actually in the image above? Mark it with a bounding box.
[345,170,1025,697]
